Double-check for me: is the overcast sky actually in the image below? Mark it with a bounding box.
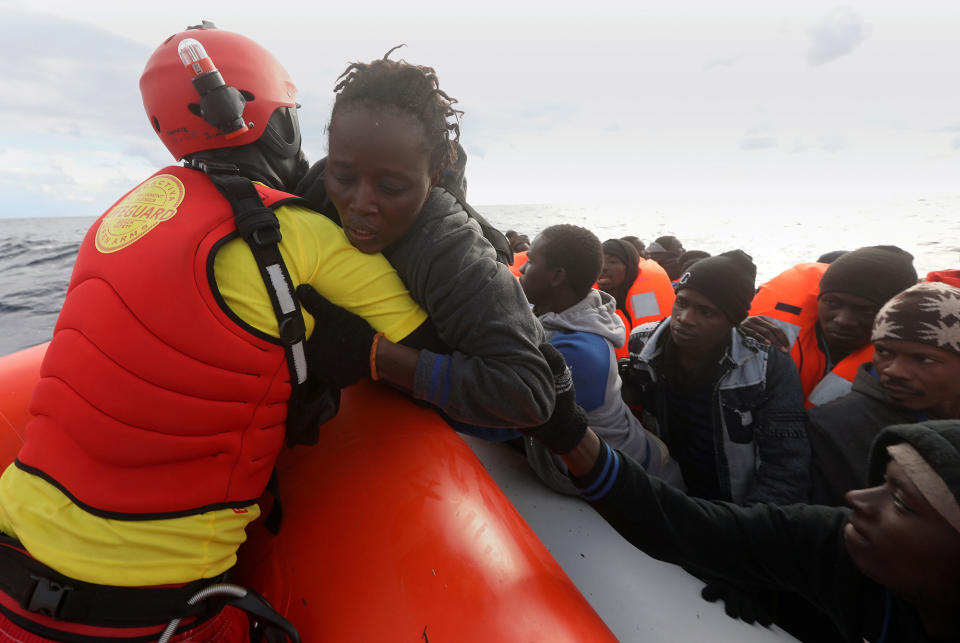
[2,0,960,217]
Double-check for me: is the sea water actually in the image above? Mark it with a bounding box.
[1,194,957,356]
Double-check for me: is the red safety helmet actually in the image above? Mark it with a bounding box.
[140,23,298,160]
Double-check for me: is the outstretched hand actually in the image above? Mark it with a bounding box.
[700,579,774,627]
[296,284,377,389]
[739,316,791,353]
[525,343,589,455]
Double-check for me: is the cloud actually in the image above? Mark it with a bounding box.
[703,55,742,71]
[805,7,868,66]
[122,139,172,167]
[466,144,486,159]
[741,136,777,150]
[0,10,167,218]
[820,136,846,153]
[953,137,960,151]
[0,10,150,138]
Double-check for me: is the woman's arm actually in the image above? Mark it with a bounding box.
[383,189,554,428]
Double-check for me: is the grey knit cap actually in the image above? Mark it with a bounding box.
[871,282,960,356]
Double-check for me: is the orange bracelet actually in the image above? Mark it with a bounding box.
[369,332,385,381]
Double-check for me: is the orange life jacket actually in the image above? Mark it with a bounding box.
[609,259,675,360]
[926,269,960,287]
[749,262,872,407]
[509,250,529,279]
[17,166,297,519]
[626,259,676,328]
[791,325,874,408]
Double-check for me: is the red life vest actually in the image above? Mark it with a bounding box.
[17,166,299,518]
[927,269,960,287]
[749,262,872,407]
[509,250,529,279]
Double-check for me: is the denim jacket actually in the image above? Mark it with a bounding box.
[622,319,810,505]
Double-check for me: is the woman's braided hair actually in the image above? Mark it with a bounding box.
[331,45,463,175]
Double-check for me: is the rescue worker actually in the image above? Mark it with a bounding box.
[744,246,917,407]
[0,23,436,642]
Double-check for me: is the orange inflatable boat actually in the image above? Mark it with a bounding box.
[0,342,615,642]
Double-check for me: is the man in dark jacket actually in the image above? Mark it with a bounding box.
[556,416,960,643]
[809,282,960,505]
[622,250,810,505]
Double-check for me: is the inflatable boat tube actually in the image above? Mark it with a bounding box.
[0,343,615,642]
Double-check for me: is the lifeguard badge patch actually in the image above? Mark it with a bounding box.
[95,174,185,253]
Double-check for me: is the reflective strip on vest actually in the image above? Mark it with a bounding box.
[266,264,296,315]
[807,371,854,407]
[629,291,661,319]
[265,263,306,384]
[290,341,307,384]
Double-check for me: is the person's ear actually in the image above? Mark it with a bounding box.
[550,267,567,288]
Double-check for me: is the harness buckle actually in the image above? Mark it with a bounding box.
[235,206,281,247]
[250,224,282,246]
[23,575,72,618]
[278,316,305,346]
[191,159,240,175]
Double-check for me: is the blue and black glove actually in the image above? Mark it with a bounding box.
[525,343,589,454]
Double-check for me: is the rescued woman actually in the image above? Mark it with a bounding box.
[293,50,562,442]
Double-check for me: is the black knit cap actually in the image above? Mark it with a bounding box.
[602,238,639,292]
[674,249,757,323]
[868,420,960,505]
[819,245,917,306]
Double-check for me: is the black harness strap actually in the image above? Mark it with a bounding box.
[203,168,311,535]
[205,171,308,389]
[0,538,224,628]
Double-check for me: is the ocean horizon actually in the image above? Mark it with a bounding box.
[1,194,957,356]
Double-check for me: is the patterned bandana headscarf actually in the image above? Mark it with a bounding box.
[871,282,960,356]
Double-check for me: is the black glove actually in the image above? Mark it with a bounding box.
[296,284,377,389]
[525,343,589,455]
[700,578,774,627]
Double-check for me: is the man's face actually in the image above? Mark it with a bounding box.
[817,292,880,356]
[670,288,733,353]
[598,253,627,294]
[873,339,960,417]
[519,236,557,313]
[844,459,960,603]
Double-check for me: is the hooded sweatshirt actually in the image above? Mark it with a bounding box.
[525,290,684,494]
